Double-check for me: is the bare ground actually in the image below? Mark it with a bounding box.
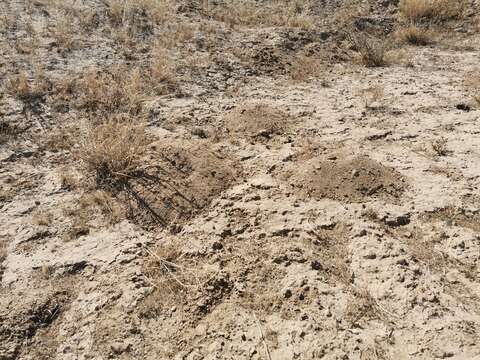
[1,0,480,359]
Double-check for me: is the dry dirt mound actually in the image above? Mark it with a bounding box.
[287,155,407,203]
[224,103,291,140]
[123,140,242,226]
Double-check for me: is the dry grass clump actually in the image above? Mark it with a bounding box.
[52,17,76,51]
[5,70,50,102]
[463,72,480,107]
[106,0,173,46]
[148,49,178,94]
[344,288,381,326]
[108,0,172,25]
[289,54,324,81]
[206,0,314,29]
[79,115,150,188]
[361,85,385,109]
[78,190,124,224]
[399,0,464,22]
[32,211,53,226]
[58,168,79,190]
[0,121,18,145]
[395,25,433,46]
[76,63,176,115]
[141,242,209,312]
[155,24,196,48]
[348,34,390,67]
[76,67,145,115]
[431,137,448,156]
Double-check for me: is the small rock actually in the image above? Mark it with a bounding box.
[456,104,470,112]
[212,241,223,251]
[111,342,130,354]
[363,251,376,260]
[356,229,367,237]
[434,350,454,358]
[385,215,410,227]
[452,239,465,250]
[284,289,292,298]
[311,260,322,270]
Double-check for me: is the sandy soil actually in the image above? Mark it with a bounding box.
[1,0,480,359]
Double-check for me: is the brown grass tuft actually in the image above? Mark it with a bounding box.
[5,69,50,102]
[399,0,464,22]
[108,0,173,27]
[53,17,76,51]
[76,66,145,115]
[289,54,324,81]
[79,115,150,188]
[395,25,433,46]
[0,121,18,145]
[206,0,314,29]
[348,34,390,67]
[431,137,448,156]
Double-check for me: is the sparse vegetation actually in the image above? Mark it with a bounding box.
[289,54,324,81]
[206,0,314,29]
[0,121,18,144]
[5,69,50,102]
[79,115,150,188]
[396,24,433,45]
[76,67,145,115]
[362,85,385,108]
[464,72,480,107]
[431,137,448,156]
[53,17,76,51]
[1,0,479,357]
[33,212,53,226]
[399,0,464,22]
[348,33,390,67]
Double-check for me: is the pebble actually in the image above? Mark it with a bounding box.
[311,260,322,270]
[110,342,130,354]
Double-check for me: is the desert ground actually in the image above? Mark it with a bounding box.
[1,0,480,359]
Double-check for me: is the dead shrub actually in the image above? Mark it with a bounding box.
[348,33,390,67]
[395,25,433,45]
[141,242,210,312]
[399,0,464,22]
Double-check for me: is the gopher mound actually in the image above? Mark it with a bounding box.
[288,155,407,203]
[122,140,242,226]
[224,103,290,139]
